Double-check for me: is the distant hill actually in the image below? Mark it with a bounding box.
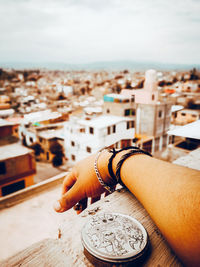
[0,60,199,71]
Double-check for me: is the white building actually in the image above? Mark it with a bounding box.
[64,115,135,164]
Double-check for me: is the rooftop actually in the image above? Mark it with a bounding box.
[178,109,200,114]
[23,110,61,124]
[173,148,200,171]
[78,115,133,128]
[167,120,200,140]
[0,119,16,127]
[0,143,33,161]
[171,105,184,113]
[0,109,14,117]
[38,129,64,140]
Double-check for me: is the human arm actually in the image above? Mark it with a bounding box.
[54,149,200,266]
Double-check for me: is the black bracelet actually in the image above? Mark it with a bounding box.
[108,146,143,183]
[116,149,152,186]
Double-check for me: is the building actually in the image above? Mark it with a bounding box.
[173,109,200,125]
[64,92,136,164]
[18,121,65,164]
[103,93,135,117]
[36,126,64,164]
[167,120,200,151]
[18,110,64,146]
[64,115,135,164]
[172,148,200,171]
[171,105,184,124]
[121,69,172,154]
[0,143,36,196]
[0,119,17,138]
[0,95,11,110]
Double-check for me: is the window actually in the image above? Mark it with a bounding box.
[46,152,49,160]
[71,141,75,146]
[155,137,160,151]
[181,113,186,116]
[113,125,116,133]
[131,96,135,103]
[80,128,85,133]
[124,109,130,116]
[39,137,43,143]
[158,111,162,118]
[2,180,25,196]
[107,109,110,113]
[86,146,91,153]
[107,126,111,135]
[127,121,134,129]
[0,162,6,175]
[130,109,135,116]
[152,94,155,100]
[127,121,130,129]
[89,127,94,134]
[30,137,33,143]
[71,154,76,161]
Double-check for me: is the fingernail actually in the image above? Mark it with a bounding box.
[54,201,62,211]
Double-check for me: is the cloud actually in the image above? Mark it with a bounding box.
[0,0,200,64]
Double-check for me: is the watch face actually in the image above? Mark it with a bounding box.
[81,213,149,264]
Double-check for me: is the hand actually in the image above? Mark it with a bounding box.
[53,151,112,213]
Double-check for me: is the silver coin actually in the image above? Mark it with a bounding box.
[81,213,148,264]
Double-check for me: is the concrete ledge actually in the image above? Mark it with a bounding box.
[0,172,68,210]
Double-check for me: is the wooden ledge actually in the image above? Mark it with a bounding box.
[1,188,183,266]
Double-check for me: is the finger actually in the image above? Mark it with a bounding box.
[91,195,101,204]
[54,182,83,212]
[74,198,88,214]
[62,171,77,195]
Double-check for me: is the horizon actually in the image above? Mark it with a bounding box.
[0,59,199,72]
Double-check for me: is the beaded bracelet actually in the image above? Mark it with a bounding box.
[94,149,116,193]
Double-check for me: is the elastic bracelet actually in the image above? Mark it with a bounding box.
[107,148,118,184]
[94,149,115,193]
[116,149,152,186]
[108,146,143,183]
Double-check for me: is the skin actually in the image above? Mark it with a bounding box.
[54,149,200,266]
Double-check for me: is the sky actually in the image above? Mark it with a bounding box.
[0,0,200,65]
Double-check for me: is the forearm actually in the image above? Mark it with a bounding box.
[56,148,200,266]
[110,152,200,266]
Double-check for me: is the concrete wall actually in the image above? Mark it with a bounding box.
[64,119,135,164]
[136,103,172,137]
[103,101,135,117]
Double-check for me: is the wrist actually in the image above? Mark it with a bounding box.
[98,149,114,186]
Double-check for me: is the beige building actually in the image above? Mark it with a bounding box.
[0,143,36,196]
[174,109,200,125]
[121,69,172,154]
[37,129,64,163]
[103,93,136,117]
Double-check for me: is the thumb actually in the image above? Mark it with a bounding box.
[54,182,83,213]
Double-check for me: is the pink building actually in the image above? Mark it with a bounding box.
[121,69,158,105]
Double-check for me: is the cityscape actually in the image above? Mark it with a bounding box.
[0,67,199,197]
[0,0,200,265]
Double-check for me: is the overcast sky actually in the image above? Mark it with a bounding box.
[0,0,200,65]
